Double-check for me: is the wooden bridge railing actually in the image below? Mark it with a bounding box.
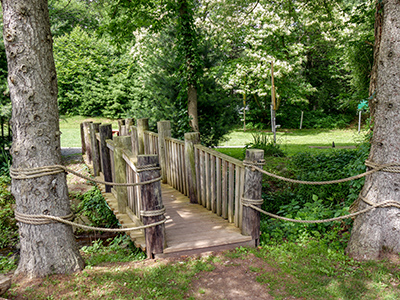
[82,117,264,250]
[194,144,245,228]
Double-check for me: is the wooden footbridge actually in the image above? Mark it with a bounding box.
[81,119,263,258]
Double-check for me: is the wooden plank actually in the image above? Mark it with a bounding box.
[222,160,228,219]
[210,155,216,213]
[239,166,245,230]
[195,144,244,167]
[199,149,205,206]
[195,147,201,206]
[216,157,222,216]
[234,166,241,228]
[205,151,211,210]
[228,162,235,223]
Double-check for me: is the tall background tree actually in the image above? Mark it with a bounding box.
[2,0,84,277]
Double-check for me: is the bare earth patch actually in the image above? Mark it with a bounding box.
[188,252,276,299]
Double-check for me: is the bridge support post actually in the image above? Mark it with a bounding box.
[242,149,264,246]
[157,121,171,184]
[99,124,113,192]
[185,132,200,204]
[113,136,131,214]
[137,118,149,155]
[137,154,165,258]
[81,121,93,164]
[90,123,101,176]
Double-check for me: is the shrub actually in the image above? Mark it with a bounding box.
[74,187,119,230]
[0,176,17,249]
[245,132,285,157]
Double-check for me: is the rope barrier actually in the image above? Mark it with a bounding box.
[10,165,162,187]
[242,198,400,224]
[14,211,166,231]
[244,161,400,185]
[140,207,166,217]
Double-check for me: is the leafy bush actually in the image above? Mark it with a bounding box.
[0,146,11,176]
[245,132,285,157]
[81,234,146,266]
[260,144,370,249]
[74,187,119,230]
[54,26,132,118]
[0,176,17,249]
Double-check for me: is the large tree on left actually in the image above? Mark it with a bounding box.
[1,0,84,277]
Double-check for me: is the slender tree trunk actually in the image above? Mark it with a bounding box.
[188,84,199,132]
[178,0,199,132]
[2,0,84,277]
[368,0,384,119]
[347,0,400,260]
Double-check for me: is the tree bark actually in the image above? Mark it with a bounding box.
[347,0,400,260]
[368,0,384,119]
[188,84,199,132]
[2,0,84,277]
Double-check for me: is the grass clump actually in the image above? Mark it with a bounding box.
[81,235,146,266]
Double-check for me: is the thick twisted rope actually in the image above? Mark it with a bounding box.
[10,165,161,187]
[140,207,166,217]
[243,198,400,224]
[244,161,400,185]
[14,211,165,231]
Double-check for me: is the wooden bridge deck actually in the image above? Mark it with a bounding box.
[98,181,254,257]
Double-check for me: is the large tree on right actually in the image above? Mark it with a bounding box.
[347,0,400,260]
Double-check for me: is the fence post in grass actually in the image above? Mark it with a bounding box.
[185,132,200,204]
[90,123,101,176]
[157,121,171,184]
[137,154,164,258]
[113,136,131,214]
[82,121,93,164]
[137,118,149,155]
[100,124,113,192]
[242,149,265,246]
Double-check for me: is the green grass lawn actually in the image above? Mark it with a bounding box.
[59,116,118,147]
[220,128,366,156]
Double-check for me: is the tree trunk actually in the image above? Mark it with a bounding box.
[188,84,199,132]
[368,0,384,119]
[2,0,84,277]
[347,0,400,260]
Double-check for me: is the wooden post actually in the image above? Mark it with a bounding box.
[242,149,264,246]
[82,121,93,164]
[300,111,304,130]
[157,121,172,184]
[113,136,131,214]
[80,123,86,156]
[90,123,101,176]
[137,118,149,155]
[137,154,164,258]
[125,118,134,130]
[118,119,125,134]
[185,132,200,203]
[99,124,113,192]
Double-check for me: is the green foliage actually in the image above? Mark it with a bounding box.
[128,24,240,145]
[74,187,119,229]
[81,235,146,266]
[0,252,17,274]
[0,176,17,249]
[0,147,11,176]
[49,0,102,37]
[54,26,132,118]
[244,132,285,157]
[260,143,370,249]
